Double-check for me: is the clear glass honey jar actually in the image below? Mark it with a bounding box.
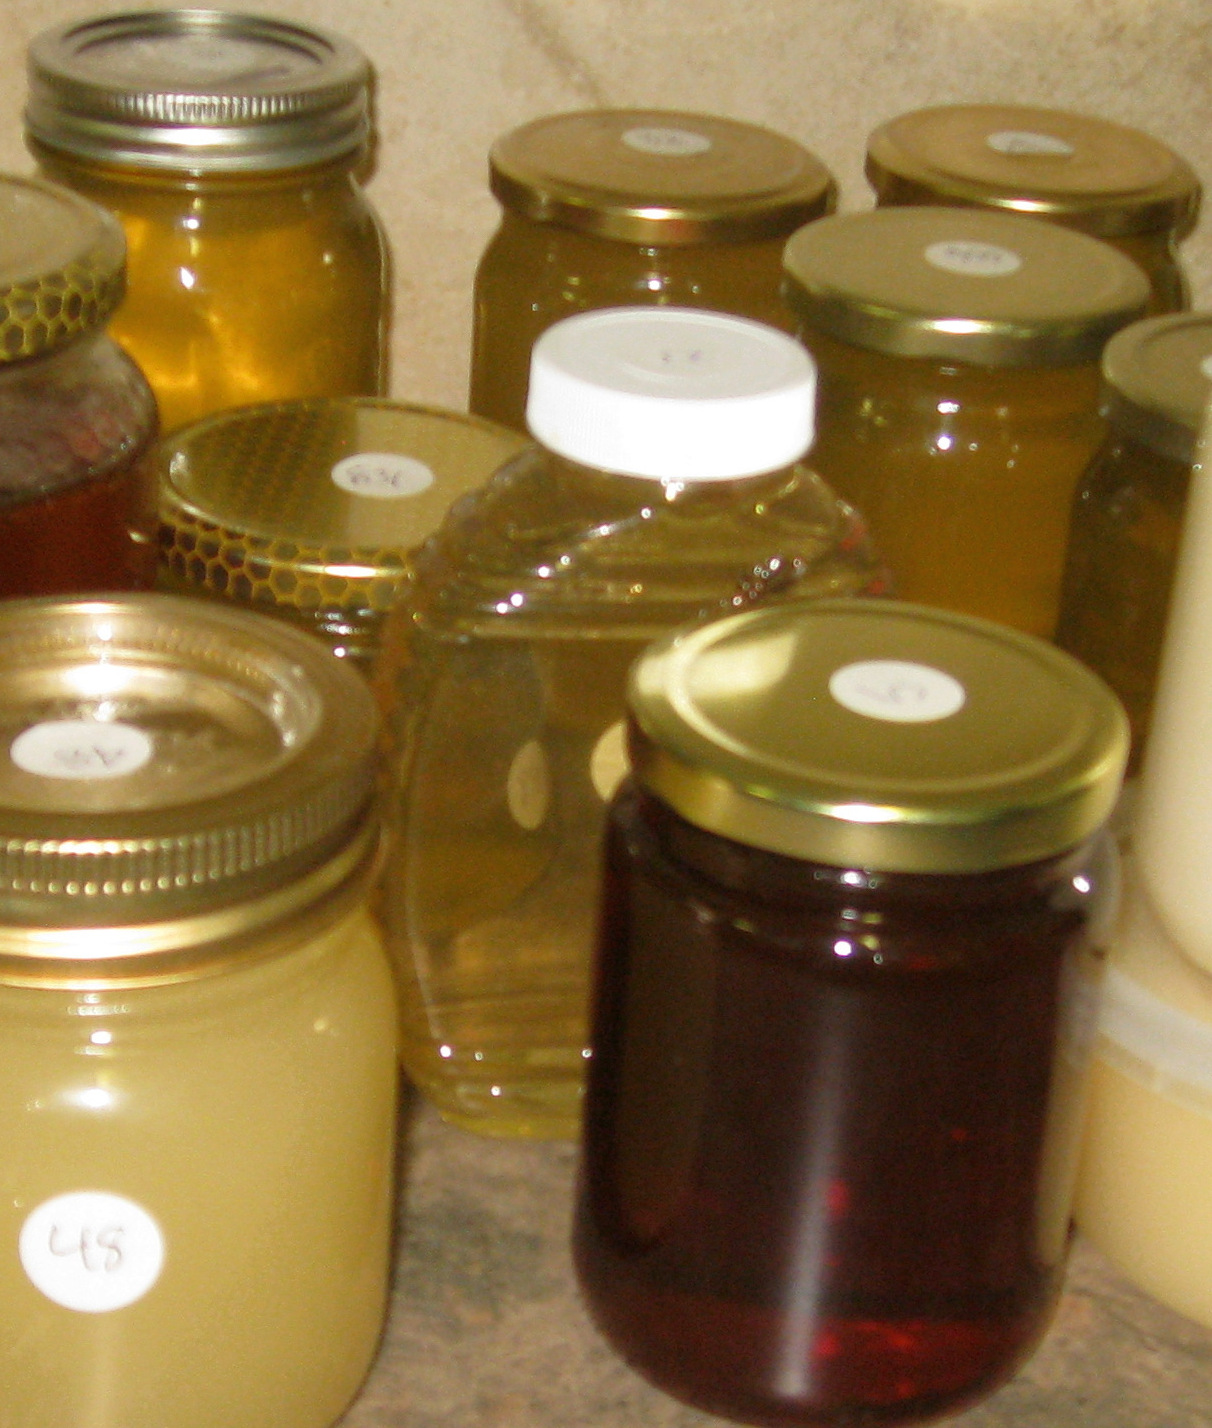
[26,9,389,435]
[865,104,1201,314]
[157,397,527,666]
[0,173,158,598]
[1055,313,1212,774]
[576,598,1127,1427]
[469,109,836,431]
[376,307,882,1140]
[784,207,1150,639]
[0,594,397,1428]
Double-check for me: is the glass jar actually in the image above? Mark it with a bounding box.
[26,10,389,435]
[784,207,1150,639]
[157,397,527,667]
[376,307,883,1139]
[0,594,397,1428]
[576,598,1127,1427]
[865,104,1201,314]
[0,173,157,597]
[1055,313,1212,775]
[469,109,836,431]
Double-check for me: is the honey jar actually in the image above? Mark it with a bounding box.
[469,108,836,430]
[576,598,1127,1426]
[157,397,527,665]
[866,104,1200,313]
[0,594,397,1428]
[784,207,1150,638]
[26,9,389,434]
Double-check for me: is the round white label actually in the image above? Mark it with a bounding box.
[986,130,1075,157]
[925,240,1022,278]
[590,720,631,801]
[20,1191,165,1313]
[331,453,435,500]
[11,721,153,781]
[1200,355,1212,381]
[506,739,550,831]
[829,661,966,724]
[622,126,712,157]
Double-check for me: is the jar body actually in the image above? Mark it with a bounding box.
[0,901,398,1428]
[375,448,881,1137]
[576,783,1113,1427]
[1055,432,1188,774]
[469,212,801,431]
[803,328,1104,638]
[34,149,388,434]
[0,327,157,596]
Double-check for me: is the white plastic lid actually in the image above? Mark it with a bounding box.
[525,307,816,481]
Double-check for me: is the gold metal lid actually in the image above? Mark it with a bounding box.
[866,104,1201,240]
[158,398,528,633]
[783,207,1150,367]
[489,109,836,245]
[26,10,371,173]
[1099,313,1212,464]
[628,599,1127,874]
[0,174,125,361]
[0,595,378,948]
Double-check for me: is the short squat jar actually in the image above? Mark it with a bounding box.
[27,9,389,433]
[784,207,1149,638]
[377,307,881,1139]
[0,174,157,598]
[0,595,398,1428]
[1055,312,1212,773]
[157,397,526,666]
[865,103,1200,313]
[576,598,1127,1428]
[469,108,836,430]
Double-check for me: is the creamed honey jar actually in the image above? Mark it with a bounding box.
[26,9,389,434]
[0,595,397,1428]
[866,104,1200,313]
[469,109,836,430]
[784,207,1150,638]
[156,398,527,665]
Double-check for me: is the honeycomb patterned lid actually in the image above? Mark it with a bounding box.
[158,399,529,654]
[0,174,125,362]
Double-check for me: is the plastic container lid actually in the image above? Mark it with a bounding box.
[526,307,815,480]
[866,103,1201,240]
[783,206,1151,368]
[1099,313,1212,464]
[26,9,371,173]
[489,108,835,245]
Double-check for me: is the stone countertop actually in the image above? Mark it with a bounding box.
[341,1090,1212,1428]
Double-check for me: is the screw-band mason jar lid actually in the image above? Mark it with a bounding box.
[0,595,379,969]
[0,174,125,361]
[526,307,815,480]
[627,599,1127,874]
[158,398,528,655]
[26,10,372,173]
[865,103,1201,240]
[489,108,836,245]
[1099,313,1212,465]
[783,207,1150,368]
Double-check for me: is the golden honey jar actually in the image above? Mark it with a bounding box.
[0,595,398,1428]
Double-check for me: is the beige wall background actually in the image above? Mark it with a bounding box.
[1,0,1209,410]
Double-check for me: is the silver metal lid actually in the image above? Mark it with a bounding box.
[26,9,371,173]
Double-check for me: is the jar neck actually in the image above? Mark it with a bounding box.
[30,139,364,194]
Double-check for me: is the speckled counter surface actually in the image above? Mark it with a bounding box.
[340,1089,1212,1428]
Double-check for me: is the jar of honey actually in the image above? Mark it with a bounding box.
[0,173,157,598]
[0,594,397,1428]
[157,397,527,666]
[26,9,389,434]
[469,108,836,430]
[576,598,1127,1427]
[865,104,1201,313]
[784,207,1150,638]
[1055,313,1212,774]
[376,307,882,1139]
